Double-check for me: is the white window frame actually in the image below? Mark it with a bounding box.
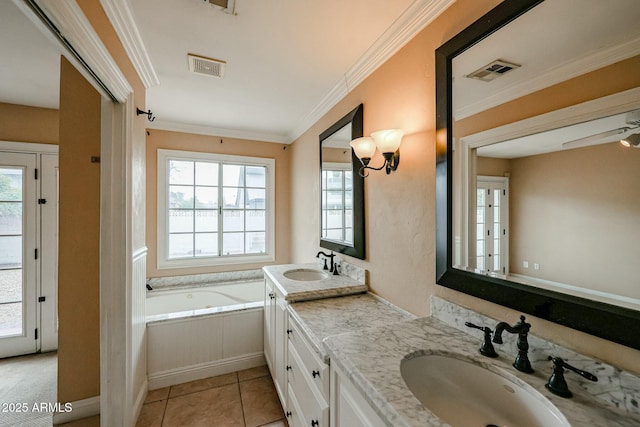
[157,149,275,269]
[321,162,353,245]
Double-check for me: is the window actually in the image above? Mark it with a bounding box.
[321,163,353,244]
[157,149,275,269]
[476,176,509,276]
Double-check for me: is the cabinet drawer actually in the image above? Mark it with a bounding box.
[287,343,329,427]
[287,316,330,400]
[286,383,305,427]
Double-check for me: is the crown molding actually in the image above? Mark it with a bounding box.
[100,0,160,88]
[456,35,640,120]
[148,119,290,144]
[34,0,132,102]
[289,0,456,142]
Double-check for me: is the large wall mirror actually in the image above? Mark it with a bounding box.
[319,104,365,259]
[436,0,640,350]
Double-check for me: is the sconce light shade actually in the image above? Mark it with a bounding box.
[371,129,404,154]
[350,137,377,164]
[620,133,640,148]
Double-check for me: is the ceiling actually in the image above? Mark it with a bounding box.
[454,0,640,158]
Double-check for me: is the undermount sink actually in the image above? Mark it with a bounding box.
[283,268,329,281]
[401,354,569,427]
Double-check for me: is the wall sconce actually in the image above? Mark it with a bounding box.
[350,129,404,177]
[620,133,640,148]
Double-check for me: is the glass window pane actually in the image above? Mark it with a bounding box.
[327,191,343,209]
[476,207,484,223]
[345,191,353,209]
[494,224,501,239]
[0,168,22,201]
[476,224,484,241]
[494,254,501,271]
[477,189,485,206]
[223,165,245,187]
[195,162,218,186]
[246,189,265,209]
[327,210,343,228]
[476,240,484,257]
[223,188,244,208]
[195,187,218,209]
[246,210,265,231]
[0,235,22,268]
[223,232,244,255]
[223,210,244,232]
[494,238,501,256]
[169,234,193,258]
[245,232,265,253]
[195,233,218,257]
[345,209,353,228]
[0,269,21,304]
[169,185,194,208]
[0,302,22,337]
[169,210,193,233]
[325,229,342,240]
[0,203,22,235]
[326,171,343,190]
[494,205,500,222]
[246,166,266,188]
[477,257,485,271]
[345,228,353,243]
[195,210,218,232]
[345,172,352,191]
[169,160,193,185]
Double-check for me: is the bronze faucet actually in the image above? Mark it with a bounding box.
[493,315,534,373]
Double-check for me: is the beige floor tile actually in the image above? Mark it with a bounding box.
[163,383,244,427]
[59,414,101,427]
[237,365,270,382]
[257,419,288,427]
[240,376,285,427]
[145,386,169,403]
[135,400,166,427]
[169,371,238,398]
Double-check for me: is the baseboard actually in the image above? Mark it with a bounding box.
[148,353,265,390]
[52,395,100,425]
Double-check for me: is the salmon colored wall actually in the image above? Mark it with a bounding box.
[0,102,58,144]
[146,129,291,278]
[57,57,102,402]
[289,0,640,374]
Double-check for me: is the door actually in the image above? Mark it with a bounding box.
[0,152,38,357]
[476,176,509,277]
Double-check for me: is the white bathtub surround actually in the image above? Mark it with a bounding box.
[147,308,265,390]
[431,296,640,418]
[147,269,263,290]
[289,293,416,363]
[323,315,639,427]
[263,263,367,302]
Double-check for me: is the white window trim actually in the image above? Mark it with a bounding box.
[157,149,275,270]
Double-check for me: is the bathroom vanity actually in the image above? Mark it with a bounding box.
[263,264,640,427]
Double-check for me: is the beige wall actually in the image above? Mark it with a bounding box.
[57,56,102,403]
[146,130,291,278]
[289,0,640,374]
[509,142,639,298]
[0,102,58,144]
[477,156,511,177]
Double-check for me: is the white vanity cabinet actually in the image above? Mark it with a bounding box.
[330,363,386,427]
[264,276,289,410]
[286,314,329,427]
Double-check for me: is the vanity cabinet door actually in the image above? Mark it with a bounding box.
[273,288,288,407]
[331,363,386,427]
[264,278,275,370]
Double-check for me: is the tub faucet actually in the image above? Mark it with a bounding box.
[493,315,534,373]
[316,251,336,273]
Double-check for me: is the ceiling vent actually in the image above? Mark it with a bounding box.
[202,0,236,14]
[188,54,226,79]
[466,60,520,82]
[625,110,640,126]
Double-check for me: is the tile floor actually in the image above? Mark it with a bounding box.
[136,365,287,427]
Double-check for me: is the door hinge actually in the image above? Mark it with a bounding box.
[35,248,38,260]
[503,189,506,196]
[38,198,47,205]
[34,169,39,180]
[38,296,46,303]
[35,328,38,340]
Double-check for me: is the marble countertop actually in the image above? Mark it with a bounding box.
[263,263,367,303]
[323,316,640,427]
[288,293,417,363]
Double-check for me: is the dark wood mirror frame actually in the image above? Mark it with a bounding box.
[319,104,366,259]
[435,0,640,350]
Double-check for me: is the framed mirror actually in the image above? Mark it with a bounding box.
[319,104,365,259]
[435,0,640,350]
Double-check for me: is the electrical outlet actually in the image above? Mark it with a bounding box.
[523,261,529,268]
[534,263,540,270]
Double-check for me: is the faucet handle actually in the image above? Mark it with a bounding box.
[545,356,597,398]
[465,322,498,358]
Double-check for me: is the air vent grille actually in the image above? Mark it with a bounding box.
[188,54,226,79]
[466,60,520,82]
[625,110,640,126]
[201,0,235,14]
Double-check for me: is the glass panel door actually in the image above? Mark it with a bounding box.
[0,152,37,358]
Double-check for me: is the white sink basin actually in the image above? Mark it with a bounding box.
[283,268,329,281]
[401,354,569,427]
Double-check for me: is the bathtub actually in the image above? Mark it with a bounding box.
[146,280,266,389]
